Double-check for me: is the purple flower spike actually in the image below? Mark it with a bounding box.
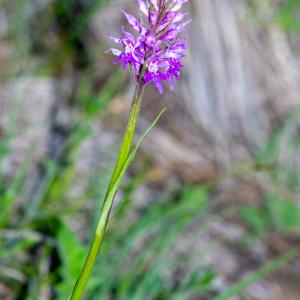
[108,0,191,93]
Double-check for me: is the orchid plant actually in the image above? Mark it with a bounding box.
[70,1,190,299]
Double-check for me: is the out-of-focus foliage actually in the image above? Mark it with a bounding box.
[276,0,300,31]
[249,0,300,31]
[0,141,217,299]
[2,112,300,298]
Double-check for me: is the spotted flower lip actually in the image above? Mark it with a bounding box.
[107,0,191,93]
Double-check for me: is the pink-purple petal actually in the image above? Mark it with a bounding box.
[107,0,190,93]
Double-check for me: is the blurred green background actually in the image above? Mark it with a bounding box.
[1,0,300,299]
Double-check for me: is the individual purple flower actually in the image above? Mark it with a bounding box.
[107,0,191,93]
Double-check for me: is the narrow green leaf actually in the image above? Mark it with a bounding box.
[129,108,167,162]
[100,107,167,228]
[70,107,166,299]
[107,84,145,195]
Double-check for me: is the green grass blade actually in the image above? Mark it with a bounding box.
[213,245,300,300]
[70,106,166,300]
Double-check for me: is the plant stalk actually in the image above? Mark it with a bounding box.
[70,82,145,300]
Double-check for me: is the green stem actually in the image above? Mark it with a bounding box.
[70,82,145,300]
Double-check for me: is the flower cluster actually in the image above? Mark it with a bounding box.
[108,0,190,93]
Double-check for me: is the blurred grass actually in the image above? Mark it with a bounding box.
[2,117,300,299]
[275,0,300,32]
